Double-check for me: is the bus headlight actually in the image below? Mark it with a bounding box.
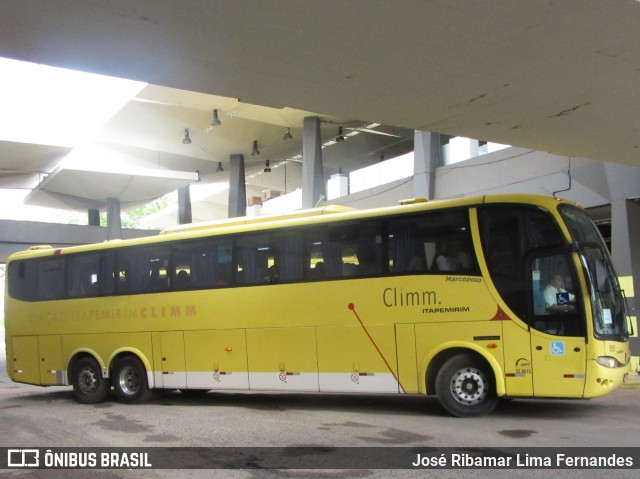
[595,356,622,368]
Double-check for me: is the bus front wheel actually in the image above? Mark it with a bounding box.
[112,356,153,404]
[71,356,110,404]
[435,354,499,417]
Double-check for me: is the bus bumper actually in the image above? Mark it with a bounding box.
[583,360,630,398]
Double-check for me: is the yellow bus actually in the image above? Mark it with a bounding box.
[4,194,631,417]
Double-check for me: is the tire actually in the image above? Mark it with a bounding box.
[435,353,499,417]
[112,356,153,404]
[71,356,110,404]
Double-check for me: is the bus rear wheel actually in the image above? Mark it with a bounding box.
[435,353,499,417]
[71,356,109,404]
[112,356,153,404]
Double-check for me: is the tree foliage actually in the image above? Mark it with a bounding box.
[100,196,170,229]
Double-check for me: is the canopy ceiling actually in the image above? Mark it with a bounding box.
[1,0,639,220]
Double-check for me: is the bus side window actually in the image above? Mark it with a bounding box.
[98,252,116,296]
[174,269,191,290]
[335,221,383,277]
[308,236,326,279]
[236,234,271,285]
[67,253,101,298]
[389,222,421,273]
[432,241,458,272]
[305,229,343,280]
[274,231,304,282]
[117,247,170,294]
[171,239,234,289]
[171,249,192,291]
[38,258,65,300]
[389,211,476,275]
[149,262,167,291]
[215,241,233,286]
[480,206,567,322]
[8,260,38,301]
[117,267,130,294]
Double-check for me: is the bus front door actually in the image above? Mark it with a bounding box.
[528,252,586,398]
[530,330,586,398]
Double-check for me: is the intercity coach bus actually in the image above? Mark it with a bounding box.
[4,194,631,416]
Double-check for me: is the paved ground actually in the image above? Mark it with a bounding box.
[1,324,639,479]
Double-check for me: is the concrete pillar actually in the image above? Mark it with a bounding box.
[327,172,349,200]
[88,208,100,226]
[469,139,480,158]
[413,130,440,200]
[610,198,640,371]
[302,116,325,208]
[228,154,247,218]
[178,185,192,224]
[106,197,122,240]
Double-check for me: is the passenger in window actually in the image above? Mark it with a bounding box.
[149,265,165,290]
[264,265,280,284]
[356,245,379,275]
[456,250,472,271]
[434,243,457,272]
[311,261,325,279]
[543,274,576,313]
[408,255,424,272]
[216,263,232,286]
[343,263,358,276]
[174,270,191,290]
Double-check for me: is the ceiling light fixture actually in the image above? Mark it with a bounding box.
[283,127,293,141]
[211,109,222,127]
[264,160,271,173]
[251,140,260,156]
[216,161,224,172]
[336,126,345,142]
[182,128,192,144]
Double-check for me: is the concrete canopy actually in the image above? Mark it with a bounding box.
[1,0,639,219]
[0,69,412,217]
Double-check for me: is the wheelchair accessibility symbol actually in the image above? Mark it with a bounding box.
[556,292,570,305]
[550,341,565,355]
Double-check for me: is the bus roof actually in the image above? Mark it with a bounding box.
[159,204,357,235]
[6,194,575,262]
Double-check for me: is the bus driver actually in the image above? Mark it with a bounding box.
[543,273,576,313]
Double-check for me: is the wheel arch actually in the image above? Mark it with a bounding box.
[67,349,107,383]
[422,342,505,397]
[108,348,155,388]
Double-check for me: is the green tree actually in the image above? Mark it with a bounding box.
[100,196,170,229]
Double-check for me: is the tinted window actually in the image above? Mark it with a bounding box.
[389,210,478,275]
[117,246,170,295]
[9,209,484,302]
[172,238,233,289]
[67,251,116,298]
[479,205,564,319]
[530,251,583,337]
[8,260,38,301]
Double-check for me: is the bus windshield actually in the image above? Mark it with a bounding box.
[559,204,629,339]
